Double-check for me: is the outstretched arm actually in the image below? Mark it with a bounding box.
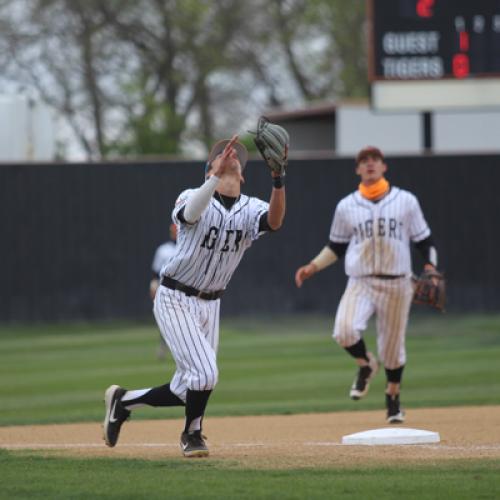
[295,246,338,287]
[266,173,286,230]
[295,240,348,287]
[183,135,239,224]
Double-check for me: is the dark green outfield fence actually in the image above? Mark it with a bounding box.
[1,154,498,322]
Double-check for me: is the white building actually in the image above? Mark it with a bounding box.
[0,95,56,161]
[266,101,500,157]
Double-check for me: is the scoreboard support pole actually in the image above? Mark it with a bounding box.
[422,111,433,152]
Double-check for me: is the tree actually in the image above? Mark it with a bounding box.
[245,0,368,105]
[0,0,120,159]
[98,0,250,155]
[0,0,369,159]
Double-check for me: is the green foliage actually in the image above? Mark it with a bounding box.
[104,81,185,156]
[305,0,369,97]
[1,314,500,426]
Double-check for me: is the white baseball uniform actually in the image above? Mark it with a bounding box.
[151,241,176,275]
[330,187,430,369]
[154,188,269,401]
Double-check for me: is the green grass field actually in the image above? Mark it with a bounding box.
[1,313,500,498]
[1,451,499,500]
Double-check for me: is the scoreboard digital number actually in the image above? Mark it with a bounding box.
[369,0,500,110]
[369,0,500,81]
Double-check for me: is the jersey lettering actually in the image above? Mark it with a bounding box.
[202,227,245,253]
[378,217,385,237]
[165,192,270,291]
[365,220,373,238]
[329,188,430,277]
[353,217,403,244]
[201,226,219,249]
[233,230,243,252]
[221,230,234,252]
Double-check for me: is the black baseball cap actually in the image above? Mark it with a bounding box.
[207,139,248,171]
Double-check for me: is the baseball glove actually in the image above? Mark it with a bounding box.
[252,116,289,176]
[412,269,446,311]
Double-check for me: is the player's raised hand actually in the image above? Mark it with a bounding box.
[222,134,239,156]
[211,135,244,182]
[295,263,318,288]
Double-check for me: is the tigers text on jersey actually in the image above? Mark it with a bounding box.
[161,189,269,292]
[329,187,430,277]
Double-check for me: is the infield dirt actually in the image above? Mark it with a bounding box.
[2,406,499,468]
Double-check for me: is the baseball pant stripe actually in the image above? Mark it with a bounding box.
[154,290,191,400]
[174,293,216,391]
[384,281,403,367]
[333,279,375,347]
[208,301,220,352]
[387,281,406,368]
[157,288,212,394]
[178,301,217,391]
[194,296,219,383]
[154,296,188,402]
[164,291,200,382]
[375,279,412,368]
[175,297,210,391]
[154,290,190,375]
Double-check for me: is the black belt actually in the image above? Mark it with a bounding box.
[367,274,405,280]
[161,276,224,300]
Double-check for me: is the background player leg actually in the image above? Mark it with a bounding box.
[333,278,379,400]
[385,366,405,423]
[374,278,414,423]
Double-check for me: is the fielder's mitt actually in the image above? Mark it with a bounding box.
[412,269,446,311]
[252,116,289,176]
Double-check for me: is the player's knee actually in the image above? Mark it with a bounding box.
[333,323,359,348]
[190,364,218,391]
[385,365,404,383]
[202,367,219,390]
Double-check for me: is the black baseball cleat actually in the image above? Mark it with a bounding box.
[180,430,209,458]
[386,393,405,424]
[349,352,379,400]
[103,385,131,447]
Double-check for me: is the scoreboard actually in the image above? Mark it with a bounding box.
[368,0,500,110]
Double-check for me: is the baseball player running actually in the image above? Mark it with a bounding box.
[295,146,439,423]
[104,124,288,457]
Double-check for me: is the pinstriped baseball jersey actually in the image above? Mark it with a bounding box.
[329,187,430,277]
[154,188,271,399]
[152,241,176,275]
[161,189,269,292]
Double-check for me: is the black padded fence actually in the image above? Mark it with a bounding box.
[1,154,499,322]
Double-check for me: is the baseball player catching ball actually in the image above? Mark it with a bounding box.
[295,146,439,423]
[103,121,288,457]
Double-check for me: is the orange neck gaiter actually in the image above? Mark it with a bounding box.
[359,177,390,201]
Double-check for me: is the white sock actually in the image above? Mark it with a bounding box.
[120,388,151,410]
[188,417,201,433]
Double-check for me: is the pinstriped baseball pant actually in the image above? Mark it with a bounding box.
[333,276,414,369]
[153,286,221,402]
